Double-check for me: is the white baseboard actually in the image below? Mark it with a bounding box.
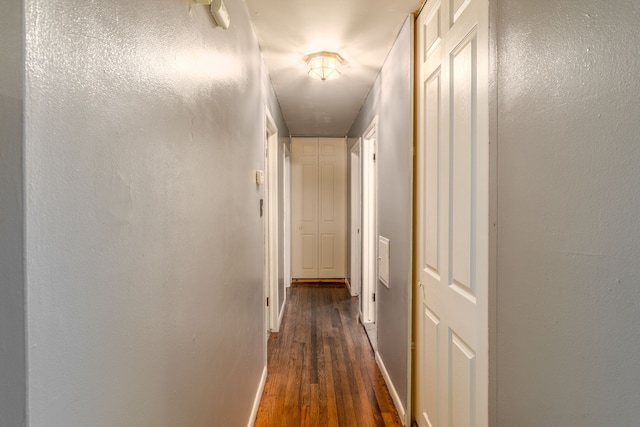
[278,292,286,329]
[375,351,406,425]
[345,278,360,297]
[247,365,268,427]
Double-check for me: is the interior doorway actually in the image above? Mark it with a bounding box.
[264,107,280,333]
[283,142,291,289]
[361,117,378,338]
[349,140,362,298]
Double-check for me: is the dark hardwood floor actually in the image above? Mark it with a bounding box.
[254,283,403,427]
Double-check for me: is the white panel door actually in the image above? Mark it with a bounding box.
[415,0,489,426]
[291,138,346,279]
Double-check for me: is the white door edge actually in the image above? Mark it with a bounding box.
[362,116,378,324]
[283,141,291,288]
[350,139,362,297]
[265,107,279,332]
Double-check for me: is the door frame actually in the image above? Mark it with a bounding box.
[264,107,280,332]
[361,116,378,324]
[283,140,292,290]
[349,139,362,298]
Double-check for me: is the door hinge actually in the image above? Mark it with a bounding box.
[266,297,269,307]
[411,342,415,350]
[373,153,376,161]
[372,293,376,302]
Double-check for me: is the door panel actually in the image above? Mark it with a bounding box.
[416,0,488,425]
[292,137,346,279]
[450,332,475,427]
[421,306,440,427]
[424,69,441,277]
[292,138,319,277]
[320,163,335,221]
[318,138,346,278]
[451,30,476,296]
[320,234,335,270]
[301,235,317,270]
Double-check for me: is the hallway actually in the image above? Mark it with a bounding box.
[255,284,402,426]
[4,0,640,425]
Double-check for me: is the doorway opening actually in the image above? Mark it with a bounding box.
[283,141,291,290]
[349,139,362,299]
[361,117,378,349]
[264,107,280,334]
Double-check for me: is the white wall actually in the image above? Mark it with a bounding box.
[23,0,286,425]
[348,16,413,412]
[0,0,26,424]
[495,0,640,425]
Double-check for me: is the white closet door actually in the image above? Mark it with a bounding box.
[291,137,346,279]
[415,0,489,426]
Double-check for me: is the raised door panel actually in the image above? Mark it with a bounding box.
[424,68,442,278]
[450,29,477,300]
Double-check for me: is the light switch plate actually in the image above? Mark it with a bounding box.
[255,170,264,185]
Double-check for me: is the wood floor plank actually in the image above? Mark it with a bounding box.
[254,284,403,427]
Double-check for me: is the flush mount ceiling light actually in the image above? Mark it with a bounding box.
[306,51,343,81]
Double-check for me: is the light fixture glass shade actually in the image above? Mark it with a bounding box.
[306,51,342,81]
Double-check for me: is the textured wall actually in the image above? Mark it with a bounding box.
[348,16,413,413]
[495,0,640,425]
[0,0,26,424]
[23,0,285,425]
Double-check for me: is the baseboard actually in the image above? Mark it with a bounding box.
[247,365,268,427]
[345,278,359,297]
[278,292,286,329]
[375,351,407,426]
[290,278,346,286]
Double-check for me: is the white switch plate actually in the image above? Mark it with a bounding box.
[194,0,230,30]
[378,235,390,288]
[211,0,230,29]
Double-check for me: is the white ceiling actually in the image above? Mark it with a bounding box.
[246,0,422,136]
